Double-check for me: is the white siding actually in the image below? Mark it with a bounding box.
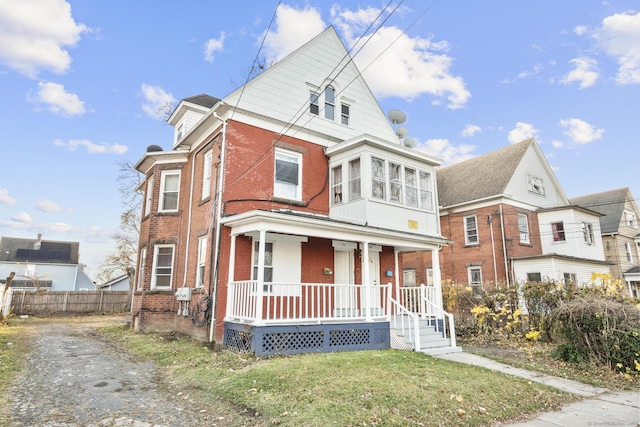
[537,209,605,261]
[513,257,610,286]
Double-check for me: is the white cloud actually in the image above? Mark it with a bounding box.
[517,63,543,79]
[53,138,128,154]
[140,83,175,120]
[204,31,225,63]
[415,138,476,165]
[508,122,538,144]
[0,0,88,78]
[11,212,32,223]
[592,11,640,84]
[560,57,599,88]
[574,25,588,36]
[462,124,481,138]
[558,118,604,144]
[262,4,470,109]
[36,199,63,212]
[0,189,17,206]
[30,81,86,116]
[551,139,564,148]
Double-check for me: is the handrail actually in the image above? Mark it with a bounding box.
[418,285,457,347]
[389,297,421,351]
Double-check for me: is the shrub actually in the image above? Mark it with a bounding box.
[553,295,640,374]
[522,280,578,341]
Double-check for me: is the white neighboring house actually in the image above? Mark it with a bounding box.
[95,274,130,291]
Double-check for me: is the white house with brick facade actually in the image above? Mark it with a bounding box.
[132,27,457,356]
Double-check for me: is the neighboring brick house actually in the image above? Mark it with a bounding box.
[132,27,456,356]
[402,138,611,289]
[570,188,640,298]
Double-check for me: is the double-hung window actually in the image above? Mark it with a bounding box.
[518,213,530,244]
[527,272,542,282]
[274,149,302,200]
[202,150,212,200]
[331,165,343,204]
[405,168,418,207]
[159,171,180,212]
[151,245,174,289]
[389,162,402,203]
[253,242,273,291]
[196,237,207,288]
[419,171,433,210]
[144,177,154,216]
[464,215,479,245]
[341,103,350,125]
[582,222,595,245]
[137,247,146,291]
[309,92,319,115]
[324,86,335,120]
[468,267,482,289]
[371,157,386,200]
[552,222,565,242]
[348,158,361,200]
[625,210,638,228]
[625,242,633,262]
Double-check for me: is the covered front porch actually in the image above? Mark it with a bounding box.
[219,210,457,356]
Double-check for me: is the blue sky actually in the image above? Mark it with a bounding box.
[1,1,638,280]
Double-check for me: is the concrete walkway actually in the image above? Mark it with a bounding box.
[436,352,640,426]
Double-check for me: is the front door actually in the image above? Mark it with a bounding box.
[334,250,356,316]
[365,250,382,315]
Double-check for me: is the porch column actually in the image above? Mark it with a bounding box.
[431,248,443,311]
[255,229,267,326]
[225,233,237,319]
[361,241,372,321]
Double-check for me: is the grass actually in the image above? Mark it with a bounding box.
[98,324,576,426]
[0,320,33,425]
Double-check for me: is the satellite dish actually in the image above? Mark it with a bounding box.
[387,109,406,125]
[403,137,417,148]
[396,126,408,139]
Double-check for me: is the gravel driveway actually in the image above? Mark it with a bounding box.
[7,317,251,427]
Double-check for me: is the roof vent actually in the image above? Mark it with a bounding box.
[146,144,163,152]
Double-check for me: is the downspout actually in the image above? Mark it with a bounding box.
[209,106,227,343]
[488,214,498,285]
[499,204,510,286]
[183,147,196,288]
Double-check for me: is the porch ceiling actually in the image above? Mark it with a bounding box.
[220,209,449,252]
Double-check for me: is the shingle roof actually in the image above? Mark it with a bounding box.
[183,94,219,108]
[436,138,534,207]
[569,187,629,234]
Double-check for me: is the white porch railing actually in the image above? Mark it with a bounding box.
[226,281,391,325]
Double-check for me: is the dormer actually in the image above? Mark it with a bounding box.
[167,94,220,148]
[325,134,443,236]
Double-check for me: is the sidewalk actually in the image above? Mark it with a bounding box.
[435,352,640,426]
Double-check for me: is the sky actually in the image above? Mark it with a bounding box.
[1,1,638,280]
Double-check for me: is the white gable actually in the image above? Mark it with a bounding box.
[223,27,398,145]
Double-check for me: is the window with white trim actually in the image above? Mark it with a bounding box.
[426,268,434,286]
[309,92,319,115]
[419,171,433,210]
[528,174,545,196]
[527,272,542,282]
[468,267,482,289]
[151,245,174,289]
[274,148,302,200]
[518,213,530,244]
[371,157,386,200]
[144,177,153,216]
[464,215,479,245]
[324,86,335,120]
[341,103,350,125]
[563,273,576,285]
[159,171,180,212]
[582,222,595,245]
[552,222,565,242]
[331,165,342,205]
[348,158,361,200]
[252,242,273,291]
[625,242,633,262]
[176,123,184,143]
[405,168,418,207]
[196,237,207,288]
[202,150,212,200]
[389,162,402,203]
[624,210,638,228]
[137,248,146,290]
[403,269,416,287]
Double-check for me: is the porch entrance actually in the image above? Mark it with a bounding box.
[364,250,382,316]
[334,250,356,317]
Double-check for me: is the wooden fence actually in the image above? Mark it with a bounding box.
[9,290,130,316]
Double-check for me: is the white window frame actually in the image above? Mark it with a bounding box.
[274,148,302,201]
[403,269,416,287]
[341,103,350,125]
[528,174,546,196]
[468,267,482,288]
[331,165,343,205]
[137,248,146,291]
[419,171,433,211]
[389,162,402,203]
[405,168,418,207]
[624,210,638,228]
[309,92,319,115]
[151,244,174,290]
[518,213,530,244]
[176,123,184,144]
[324,86,335,120]
[625,242,633,262]
[196,236,207,288]
[527,272,542,282]
[582,222,595,245]
[464,215,479,245]
[371,157,386,200]
[252,241,274,292]
[159,171,180,212]
[348,158,362,200]
[552,221,566,242]
[144,177,153,216]
[563,272,576,285]
[426,268,434,286]
[202,150,212,200]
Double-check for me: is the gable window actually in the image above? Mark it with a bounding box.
[582,222,595,245]
[144,177,154,216]
[151,245,174,289]
[419,171,433,210]
[528,175,546,196]
[196,237,207,288]
[551,222,565,242]
[527,272,542,282]
[348,158,361,200]
[371,157,386,200]
[518,213,530,244]
[464,215,479,245]
[176,123,184,143]
[341,103,350,125]
[309,92,319,115]
[324,86,335,120]
[137,247,146,291]
[563,273,576,285]
[331,165,342,205]
[468,267,482,289]
[625,242,633,262]
[274,149,302,200]
[405,168,418,207]
[202,150,212,200]
[159,171,180,212]
[625,210,638,228]
[253,242,273,291]
[389,162,402,203]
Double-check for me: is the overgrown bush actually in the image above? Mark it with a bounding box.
[522,280,578,341]
[553,295,640,374]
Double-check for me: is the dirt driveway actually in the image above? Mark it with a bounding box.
[6,316,250,427]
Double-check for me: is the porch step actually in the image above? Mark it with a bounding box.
[391,317,462,356]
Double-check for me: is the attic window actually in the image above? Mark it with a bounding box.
[528,175,545,196]
[309,92,319,115]
[176,124,184,142]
